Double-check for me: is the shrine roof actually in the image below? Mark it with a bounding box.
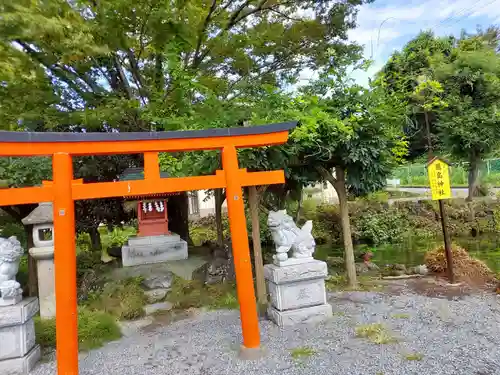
[119,168,180,199]
[0,121,297,142]
[119,167,169,181]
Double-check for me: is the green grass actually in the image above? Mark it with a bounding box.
[84,277,147,320]
[290,346,317,360]
[392,313,410,319]
[35,307,121,352]
[355,323,398,344]
[325,275,384,292]
[167,277,239,310]
[405,353,424,361]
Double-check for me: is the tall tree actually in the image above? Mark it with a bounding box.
[247,83,408,287]
[376,31,454,159]
[0,0,368,237]
[432,33,500,199]
[378,28,500,199]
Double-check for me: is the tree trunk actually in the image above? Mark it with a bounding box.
[333,167,357,288]
[295,186,303,223]
[167,193,191,243]
[24,224,38,297]
[248,186,267,314]
[467,155,480,201]
[424,111,433,161]
[215,189,225,246]
[89,226,102,251]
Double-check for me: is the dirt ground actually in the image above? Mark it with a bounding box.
[375,275,497,300]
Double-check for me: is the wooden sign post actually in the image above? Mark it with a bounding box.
[427,157,454,283]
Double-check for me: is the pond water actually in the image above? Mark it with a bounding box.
[313,235,500,273]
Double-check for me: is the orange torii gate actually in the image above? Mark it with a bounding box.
[0,121,297,375]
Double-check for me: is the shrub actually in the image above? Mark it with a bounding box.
[352,208,410,245]
[0,221,26,249]
[167,278,238,310]
[76,232,92,253]
[35,307,121,352]
[311,204,342,244]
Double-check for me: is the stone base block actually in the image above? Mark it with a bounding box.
[0,319,36,361]
[0,345,40,375]
[122,234,188,267]
[267,278,327,311]
[0,298,39,329]
[267,304,332,327]
[0,295,22,307]
[264,260,328,284]
[264,260,328,312]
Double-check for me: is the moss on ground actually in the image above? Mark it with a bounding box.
[84,277,147,320]
[392,313,410,319]
[167,277,239,310]
[326,275,384,292]
[35,308,121,352]
[405,353,424,361]
[290,346,317,359]
[355,323,398,344]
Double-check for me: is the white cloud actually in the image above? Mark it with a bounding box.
[348,27,401,46]
[346,0,500,86]
[294,0,499,89]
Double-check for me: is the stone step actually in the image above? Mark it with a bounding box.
[144,302,173,316]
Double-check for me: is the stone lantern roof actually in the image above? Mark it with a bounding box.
[21,202,53,225]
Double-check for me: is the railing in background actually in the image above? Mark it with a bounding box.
[391,158,500,187]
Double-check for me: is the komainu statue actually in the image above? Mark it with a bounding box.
[267,210,315,265]
[0,236,23,306]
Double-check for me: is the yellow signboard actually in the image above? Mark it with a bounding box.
[427,157,452,201]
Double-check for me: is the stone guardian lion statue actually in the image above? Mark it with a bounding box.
[0,236,24,306]
[267,210,315,265]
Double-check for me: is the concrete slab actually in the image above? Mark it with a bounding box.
[111,255,209,282]
[163,256,209,281]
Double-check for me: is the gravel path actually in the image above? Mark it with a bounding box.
[31,290,500,375]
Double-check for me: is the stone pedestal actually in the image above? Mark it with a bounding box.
[29,247,55,319]
[122,234,188,267]
[0,298,41,374]
[264,259,332,327]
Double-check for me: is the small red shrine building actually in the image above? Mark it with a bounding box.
[119,167,179,237]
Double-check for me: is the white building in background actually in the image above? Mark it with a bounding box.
[187,190,227,218]
[187,183,338,219]
[188,177,399,217]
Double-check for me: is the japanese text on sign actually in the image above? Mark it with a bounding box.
[428,158,452,201]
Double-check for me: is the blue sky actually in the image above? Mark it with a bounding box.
[299,0,500,87]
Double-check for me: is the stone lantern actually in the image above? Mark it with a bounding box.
[22,202,56,319]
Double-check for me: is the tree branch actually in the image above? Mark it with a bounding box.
[192,0,218,67]
[315,166,337,186]
[192,0,274,69]
[226,0,254,29]
[1,206,22,221]
[112,54,133,99]
[126,48,148,103]
[231,0,270,26]
[17,41,91,98]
